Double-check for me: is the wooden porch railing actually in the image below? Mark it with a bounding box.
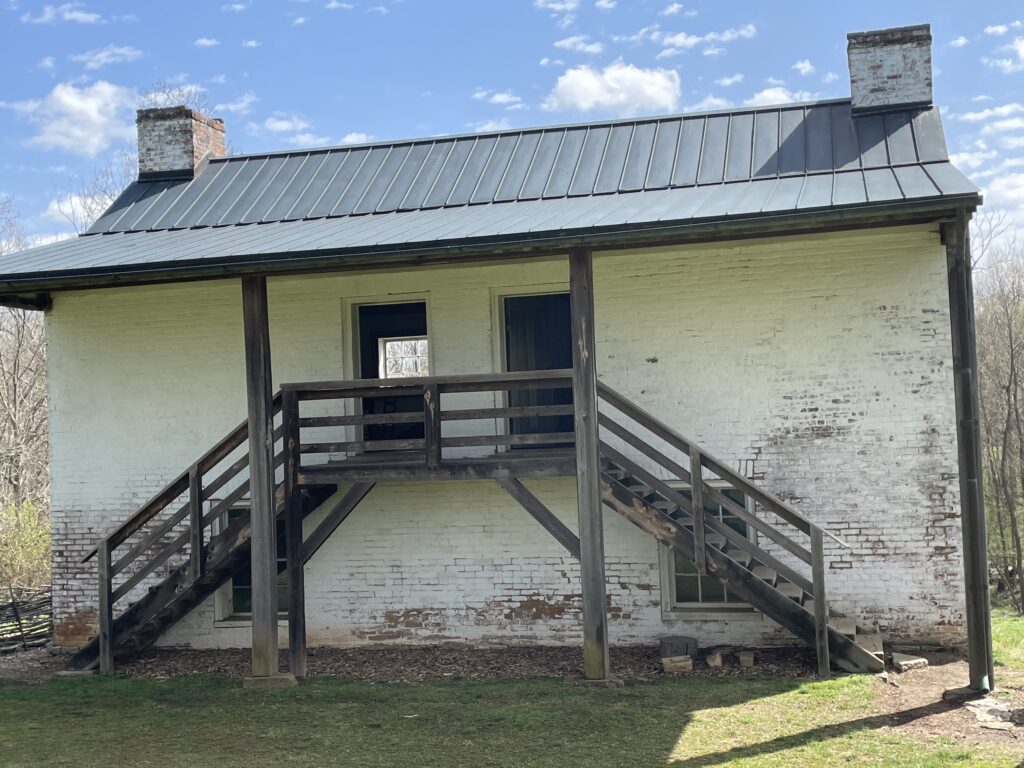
[81,395,283,673]
[280,369,576,474]
[596,380,848,677]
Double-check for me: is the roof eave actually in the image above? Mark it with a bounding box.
[0,195,981,295]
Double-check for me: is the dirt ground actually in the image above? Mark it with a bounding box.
[3,644,1024,751]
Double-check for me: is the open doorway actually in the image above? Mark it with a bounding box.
[503,292,573,443]
[355,301,429,445]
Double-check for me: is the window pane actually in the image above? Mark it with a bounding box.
[675,575,701,603]
[382,336,429,378]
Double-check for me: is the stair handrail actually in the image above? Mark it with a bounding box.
[595,380,848,549]
[81,393,283,565]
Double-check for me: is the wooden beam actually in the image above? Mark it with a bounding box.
[241,275,279,678]
[0,293,51,311]
[569,247,610,681]
[496,477,581,560]
[97,541,114,674]
[943,212,995,692]
[282,390,305,678]
[301,482,376,564]
[810,528,830,679]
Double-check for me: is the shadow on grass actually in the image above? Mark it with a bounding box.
[665,698,963,767]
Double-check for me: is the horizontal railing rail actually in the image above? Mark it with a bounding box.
[283,369,576,475]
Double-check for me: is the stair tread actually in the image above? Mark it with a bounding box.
[776,582,804,599]
[856,633,884,654]
[751,565,777,583]
[724,548,752,565]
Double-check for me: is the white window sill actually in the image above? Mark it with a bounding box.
[662,608,764,622]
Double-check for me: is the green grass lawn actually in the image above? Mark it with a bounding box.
[0,669,1016,768]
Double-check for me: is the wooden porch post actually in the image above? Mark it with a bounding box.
[241,276,284,683]
[569,247,610,681]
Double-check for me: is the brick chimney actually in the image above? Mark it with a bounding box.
[136,106,226,180]
[847,24,933,114]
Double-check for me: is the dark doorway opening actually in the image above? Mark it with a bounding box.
[503,293,573,444]
[357,301,429,445]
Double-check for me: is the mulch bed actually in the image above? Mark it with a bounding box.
[117,644,818,682]
[0,643,819,683]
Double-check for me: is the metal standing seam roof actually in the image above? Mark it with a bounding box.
[0,98,980,286]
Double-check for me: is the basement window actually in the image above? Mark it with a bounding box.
[227,507,289,617]
[660,487,758,617]
[378,335,430,378]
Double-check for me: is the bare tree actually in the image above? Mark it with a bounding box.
[0,198,50,586]
[972,209,1014,269]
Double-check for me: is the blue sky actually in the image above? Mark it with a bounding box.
[1,0,1023,243]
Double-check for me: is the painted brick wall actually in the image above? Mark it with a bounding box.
[46,224,964,650]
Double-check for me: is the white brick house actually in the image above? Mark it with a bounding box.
[0,24,994,688]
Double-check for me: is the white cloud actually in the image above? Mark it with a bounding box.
[982,117,1024,133]
[473,88,525,110]
[2,80,135,157]
[822,71,839,84]
[20,3,103,24]
[950,35,969,48]
[264,114,310,133]
[241,40,260,47]
[366,5,388,13]
[714,73,743,87]
[69,44,142,70]
[542,61,680,116]
[340,132,373,144]
[744,86,814,107]
[213,91,258,115]
[42,192,107,224]
[660,2,682,15]
[539,57,565,66]
[612,25,662,45]
[326,1,354,7]
[489,90,522,106]
[1003,136,1024,149]
[533,0,579,28]
[194,37,220,47]
[983,37,1024,73]
[595,0,615,8]
[221,1,249,10]
[957,103,1024,122]
[687,94,731,112]
[792,58,815,76]
[471,118,513,132]
[293,15,308,23]
[37,56,56,71]
[949,149,998,169]
[985,21,1022,36]
[209,74,227,84]
[555,34,604,54]
[287,132,329,146]
[704,23,756,43]
[656,23,755,58]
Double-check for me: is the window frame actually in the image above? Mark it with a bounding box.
[658,482,763,621]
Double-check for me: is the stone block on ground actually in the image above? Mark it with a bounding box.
[661,655,693,674]
[738,650,756,668]
[706,650,723,668]
[891,653,928,673]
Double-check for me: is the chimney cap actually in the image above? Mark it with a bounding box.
[847,23,932,48]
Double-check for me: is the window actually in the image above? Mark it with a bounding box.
[666,488,756,612]
[227,508,288,616]
[378,335,430,378]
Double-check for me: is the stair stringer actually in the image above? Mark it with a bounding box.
[600,476,884,674]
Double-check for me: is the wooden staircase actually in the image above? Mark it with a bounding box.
[67,395,348,671]
[68,373,884,676]
[596,381,884,674]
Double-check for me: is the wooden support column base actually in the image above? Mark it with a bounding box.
[242,673,298,689]
[565,673,624,688]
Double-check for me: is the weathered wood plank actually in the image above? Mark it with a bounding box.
[242,275,279,678]
[298,454,576,483]
[690,446,706,576]
[441,432,575,448]
[570,247,609,681]
[282,368,573,393]
[282,390,306,678]
[301,483,376,563]
[497,477,581,560]
[188,464,203,583]
[424,383,441,470]
[97,541,114,675]
[811,528,830,678]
